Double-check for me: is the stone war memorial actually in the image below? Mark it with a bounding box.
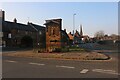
[44,19,69,52]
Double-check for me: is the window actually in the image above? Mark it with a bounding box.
[56,27,59,36]
[51,27,55,35]
[49,27,51,36]
[8,33,11,38]
[18,30,19,33]
[46,27,48,32]
[0,32,3,37]
[25,31,28,34]
[39,31,42,35]
[53,29,55,35]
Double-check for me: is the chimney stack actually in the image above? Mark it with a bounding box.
[13,18,17,23]
[0,10,5,21]
[64,29,66,32]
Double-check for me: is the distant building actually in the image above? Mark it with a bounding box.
[68,32,74,45]
[68,24,91,44]
[74,30,81,44]
[61,29,69,47]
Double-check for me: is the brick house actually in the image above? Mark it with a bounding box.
[28,22,46,48]
[2,20,36,47]
[1,10,45,48]
[1,10,69,52]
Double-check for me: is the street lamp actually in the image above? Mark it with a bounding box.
[73,13,76,45]
[73,13,76,35]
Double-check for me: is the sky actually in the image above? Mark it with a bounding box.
[1,2,118,37]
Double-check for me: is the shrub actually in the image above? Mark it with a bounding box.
[61,47,69,52]
[52,48,61,52]
[97,40,106,44]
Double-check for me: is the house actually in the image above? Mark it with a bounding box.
[74,30,82,44]
[68,32,74,45]
[82,35,90,43]
[28,22,46,48]
[61,29,69,47]
[1,10,69,52]
[1,10,45,48]
[2,19,36,47]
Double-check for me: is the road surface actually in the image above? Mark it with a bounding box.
[1,43,119,78]
[2,55,118,78]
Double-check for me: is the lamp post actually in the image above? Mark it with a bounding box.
[73,13,76,45]
[73,13,76,35]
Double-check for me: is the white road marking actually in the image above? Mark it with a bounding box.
[56,65,75,69]
[92,69,119,75]
[29,62,45,66]
[5,60,17,63]
[80,69,89,74]
[103,70,116,73]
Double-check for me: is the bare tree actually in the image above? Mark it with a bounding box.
[110,34,118,40]
[94,30,105,38]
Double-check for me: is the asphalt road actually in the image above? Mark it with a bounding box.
[2,54,119,78]
[1,43,119,78]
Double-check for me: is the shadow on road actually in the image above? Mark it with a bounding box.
[2,47,33,52]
